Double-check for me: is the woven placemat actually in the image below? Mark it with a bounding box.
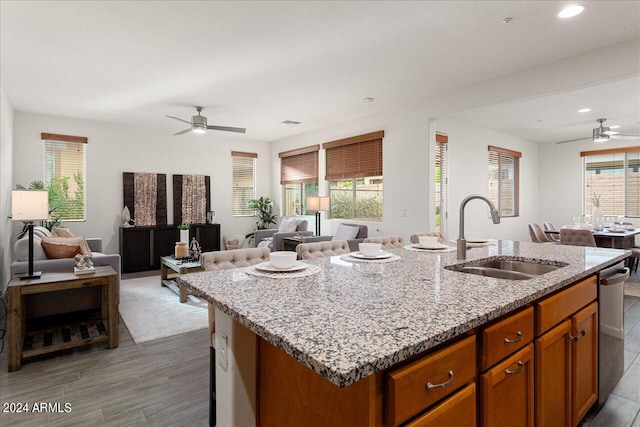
[340,253,402,263]
[404,245,456,253]
[245,264,321,279]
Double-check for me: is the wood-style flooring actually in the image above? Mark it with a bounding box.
[1,280,640,426]
[0,316,210,427]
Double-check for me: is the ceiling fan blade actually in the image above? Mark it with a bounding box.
[165,115,193,125]
[207,125,246,134]
[611,135,640,140]
[173,128,192,136]
[555,137,590,145]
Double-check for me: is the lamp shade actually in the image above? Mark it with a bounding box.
[307,196,330,212]
[12,190,49,221]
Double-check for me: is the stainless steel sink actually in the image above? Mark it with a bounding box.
[445,258,567,280]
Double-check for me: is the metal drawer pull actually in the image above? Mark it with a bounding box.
[504,331,523,343]
[578,329,587,336]
[570,329,587,342]
[569,334,580,342]
[426,370,454,390]
[505,361,524,375]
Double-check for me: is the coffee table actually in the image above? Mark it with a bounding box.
[160,256,203,303]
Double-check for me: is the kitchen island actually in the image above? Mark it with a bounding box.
[177,240,629,426]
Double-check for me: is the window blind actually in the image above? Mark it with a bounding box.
[279,145,319,184]
[232,152,257,216]
[488,145,520,217]
[323,131,383,180]
[43,133,87,221]
[435,133,448,235]
[581,147,640,217]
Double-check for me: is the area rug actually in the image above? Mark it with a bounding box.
[119,274,208,344]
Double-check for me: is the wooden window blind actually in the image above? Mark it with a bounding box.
[488,145,520,217]
[279,145,319,184]
[581,147,640,217]
[232,152,257,216]
[435,133,448,234]
[43,133,87,221]
[323,131,384,180]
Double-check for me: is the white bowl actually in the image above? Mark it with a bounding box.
[359,242,382,257]
[418,236,439,247]
[269,251,297,269]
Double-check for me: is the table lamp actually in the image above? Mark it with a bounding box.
[307,196,330,236]
[12,190,49,280]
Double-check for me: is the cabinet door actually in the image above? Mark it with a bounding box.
[154,227,179,267]
[120,228,151,272]
[405,383,476,427]
[481,343,534,427]
[535,319,571,427]
[195,224,220,252]
[571,302,598,427]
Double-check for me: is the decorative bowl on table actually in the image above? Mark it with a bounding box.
[270,251,297,269]
[359,243,382,257]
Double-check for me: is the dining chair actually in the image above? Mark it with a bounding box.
[363,235,405,248]
[409,232,446,245]
[542,221,560,242]
[296,240,350,260]
[199,246,271,426]
[559,228,596,247]
[528,223,555,244]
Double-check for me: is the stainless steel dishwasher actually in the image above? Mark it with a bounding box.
[598,261,629,405]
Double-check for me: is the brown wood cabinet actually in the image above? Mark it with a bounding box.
[481,344,535,427]
[571,302,598,427]
[405,383,476,427]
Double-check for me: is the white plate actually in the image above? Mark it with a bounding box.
[254,261,308,272]
[351,251,393,260]
[414,243,449,250]
[467,239,489,244]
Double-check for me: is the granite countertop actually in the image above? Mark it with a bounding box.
[177,240,629,387]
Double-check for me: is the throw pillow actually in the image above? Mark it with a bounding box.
[332,224,360,241]
[32,226,53,239]
[278,218,299,233]
[52,226,75,238]
[14,235,48,262]
[41,241,82,259]
[41,236,93,257]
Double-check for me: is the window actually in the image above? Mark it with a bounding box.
[232,151,257,216]
[43,133,87,221]
[279,145,319,216]
[582,147,640,217]
[488,145,521,217]
[435,133,448,234]
[323,130,384,220]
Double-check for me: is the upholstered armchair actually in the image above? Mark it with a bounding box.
[301,223,368,252]
[559,228,596,247]
[296,240,350,260]
[253,218,312,251]
[363,235,404,249]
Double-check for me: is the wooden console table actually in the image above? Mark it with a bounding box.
[7,266,119,372]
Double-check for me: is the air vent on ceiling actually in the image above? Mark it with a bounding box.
[281,120,301,125]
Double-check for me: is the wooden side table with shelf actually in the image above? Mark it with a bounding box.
[7,266,119,372]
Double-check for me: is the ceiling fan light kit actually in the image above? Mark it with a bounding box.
[166,106,246,136]
[555,118,640,145]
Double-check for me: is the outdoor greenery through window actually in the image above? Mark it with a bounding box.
[283,183,318,216]
[435,133,448,234]
[43,133,87,221]
[279,145,319,216]
[232,151,257,216]
[583,147,639,217]
[323,130,384,221]
[488,145,520,217]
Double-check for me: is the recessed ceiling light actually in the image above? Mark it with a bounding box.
[559,5,584,18]
[578,108,591,113]
[281,120,301,125]
[361,97,374,104]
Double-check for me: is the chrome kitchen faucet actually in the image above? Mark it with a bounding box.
[457,195,501,260]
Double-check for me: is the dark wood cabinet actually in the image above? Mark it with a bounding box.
[120,224,220,273]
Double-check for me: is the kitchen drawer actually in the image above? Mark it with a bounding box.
[386,335,476,426]
[405,383,476,427]
[481,306,534,370]
[536,275,597,336]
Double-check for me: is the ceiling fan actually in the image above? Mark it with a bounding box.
[166,106,246,135]
[555,118,640,144]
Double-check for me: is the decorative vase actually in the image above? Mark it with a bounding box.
[175,242,188,258]
[592,207,604,230]
[207,210,216,224]
[180,229,189,243]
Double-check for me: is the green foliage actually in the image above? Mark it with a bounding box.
[245,196,278,240]
[177,223,190,230]
[330,190,382,219]
[16,180,65,239]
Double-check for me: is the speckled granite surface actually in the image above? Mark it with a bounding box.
[177,240,629,387]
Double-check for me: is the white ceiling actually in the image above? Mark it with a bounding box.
[1,1,639,142]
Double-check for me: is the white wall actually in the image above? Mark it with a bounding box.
[12,112,270,255]
[1,86,15,291]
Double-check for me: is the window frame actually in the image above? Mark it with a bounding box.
[488,145,521,218]
[231,151,257,217]
[279,145,319,216]
[42,133,87,222]
[435,133,448,235]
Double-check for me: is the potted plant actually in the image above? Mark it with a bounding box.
[245,196,278,242]
[177,223,190,243]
